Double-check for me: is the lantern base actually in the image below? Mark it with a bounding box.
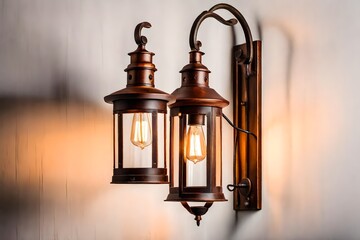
[111,168,168,184]
[181,201,213,226]
[165,187,227,202]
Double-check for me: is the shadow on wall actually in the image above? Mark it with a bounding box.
[0,81,112,239]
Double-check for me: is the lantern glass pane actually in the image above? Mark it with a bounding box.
[114,113,119,169]
[185,114,207,187]
[216,115,222,187]
[122,113,152,168]
[172,116,179,187]
[186,160,207,187]
[157,113,165,168]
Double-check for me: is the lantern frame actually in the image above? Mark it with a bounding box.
[104,22,171,184]
[165,50,229,225]
[166,106,225,201]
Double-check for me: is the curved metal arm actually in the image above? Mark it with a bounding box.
[134,22,151,46]
[190,11,237,51]
[190,3,254,64]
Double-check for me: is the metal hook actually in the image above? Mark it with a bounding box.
[134,22,152,46]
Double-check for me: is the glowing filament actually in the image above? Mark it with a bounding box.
[130,113,152,149]
[185,125,206,163]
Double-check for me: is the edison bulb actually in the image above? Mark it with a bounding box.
[185,125,206,163]
[130,113,152,149]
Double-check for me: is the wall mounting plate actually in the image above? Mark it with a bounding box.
[232,41,262,211]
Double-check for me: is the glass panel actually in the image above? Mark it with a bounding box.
[122,113,152,168]
[172,116,179,187]
[186,114,207,187]
[216,115,222,187]
[186,160,206,186]
[114,113,119,169]
[157,113,165,168]
[165,113,170,170]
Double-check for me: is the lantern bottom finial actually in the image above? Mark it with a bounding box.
[181,202,213,226]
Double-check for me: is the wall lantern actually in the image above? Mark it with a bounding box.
[164,49,230,224]
[104,22,171,184]
[104,3,261,226]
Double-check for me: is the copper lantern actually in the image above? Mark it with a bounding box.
[165,3,262,225]
[104,22,171,184]
[165,50,229,225]
[103,3,262,227]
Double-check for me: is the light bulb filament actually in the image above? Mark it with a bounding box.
[185,125,206,163]
[130,113,152,149]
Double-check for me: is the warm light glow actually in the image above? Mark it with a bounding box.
[130,113,152,149]
[185,125,206,163]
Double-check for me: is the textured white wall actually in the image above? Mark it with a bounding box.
[1,0,360,239]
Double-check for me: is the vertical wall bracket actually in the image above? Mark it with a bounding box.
[232,41,262,210]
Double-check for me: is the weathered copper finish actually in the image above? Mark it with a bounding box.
[104,22,171,184]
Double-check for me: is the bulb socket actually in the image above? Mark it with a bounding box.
[188,114,205,125]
